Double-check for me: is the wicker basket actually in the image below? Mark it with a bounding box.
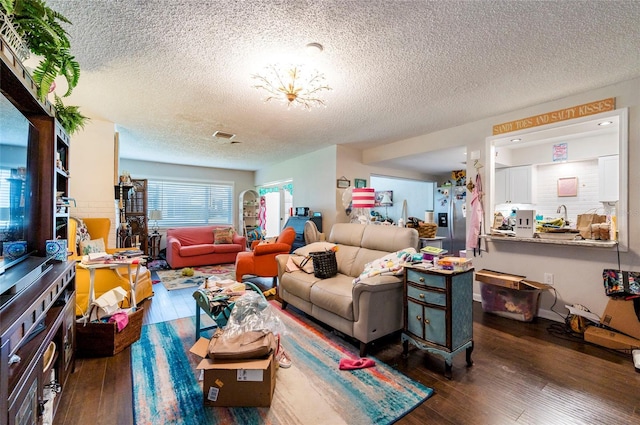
[76,307,144,357]
[309,250,338,279]
[417,222,438,238]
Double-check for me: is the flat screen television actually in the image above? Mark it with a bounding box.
[0,92,39,273]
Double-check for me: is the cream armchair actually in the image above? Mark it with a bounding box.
[68,217,154,316]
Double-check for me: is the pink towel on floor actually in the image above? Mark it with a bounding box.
[339,357,375,370]
[108,311,129,332]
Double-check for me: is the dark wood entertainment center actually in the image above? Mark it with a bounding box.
[1,36,76,425]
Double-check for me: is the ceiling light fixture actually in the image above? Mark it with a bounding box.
[251,64,332,110]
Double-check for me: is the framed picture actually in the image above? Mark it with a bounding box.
[354,178,367,188]
[336,176,350,188]
[374,190,393,207]
[557,177,578,197]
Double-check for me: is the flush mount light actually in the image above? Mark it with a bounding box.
[598,121,613,126]
[252,64,331,109]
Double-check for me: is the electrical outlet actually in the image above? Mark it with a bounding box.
[544,273,554,285]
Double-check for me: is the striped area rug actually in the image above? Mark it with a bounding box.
[131,302,433,424]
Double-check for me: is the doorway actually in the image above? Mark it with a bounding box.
[259,181,293,237]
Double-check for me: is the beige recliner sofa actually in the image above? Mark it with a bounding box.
[276,223,419,356]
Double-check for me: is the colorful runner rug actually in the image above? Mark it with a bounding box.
[131,302,433,424]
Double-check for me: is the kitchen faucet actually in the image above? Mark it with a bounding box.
[557,204,568,224]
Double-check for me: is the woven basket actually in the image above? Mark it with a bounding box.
[309,250,338,279]
[417,222,438,238]
[76,307,144,357]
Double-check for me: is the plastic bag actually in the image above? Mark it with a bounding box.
[223,291,287,338]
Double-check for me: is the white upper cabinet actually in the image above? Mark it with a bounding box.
[495,166,535,204]
[598,155,619,203]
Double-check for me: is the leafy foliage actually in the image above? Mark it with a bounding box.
[2,0,88,134]
[54,94,88,135]
[2,0,80,100]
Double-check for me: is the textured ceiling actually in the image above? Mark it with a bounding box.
[43,0,640,173]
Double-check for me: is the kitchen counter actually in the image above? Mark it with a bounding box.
[481,234,618,248]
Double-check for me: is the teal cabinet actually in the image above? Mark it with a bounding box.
[402,267,474,379]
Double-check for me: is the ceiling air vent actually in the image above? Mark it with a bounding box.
[212,131,236,141]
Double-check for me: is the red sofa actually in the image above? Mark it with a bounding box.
[165,225,246,268]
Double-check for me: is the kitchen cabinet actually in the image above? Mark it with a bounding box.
[495,165,535,204]
[598,155,619,203]
[402,266,474,379]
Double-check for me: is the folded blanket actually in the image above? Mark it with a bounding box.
[352,247,417,284]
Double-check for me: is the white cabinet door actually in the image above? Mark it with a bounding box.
[495,168,509,204]
[509,166,534,204]
[599,155,619,203]
[495,166,533,204]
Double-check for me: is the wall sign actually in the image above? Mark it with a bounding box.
[553,143,568,162]
[492,98,615,135]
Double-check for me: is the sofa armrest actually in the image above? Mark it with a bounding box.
[276,254,291,279]
[253,242,291,256]
[232,233,247,247]
[352,275,404,318]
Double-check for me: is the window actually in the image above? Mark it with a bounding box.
[147,179,233,228]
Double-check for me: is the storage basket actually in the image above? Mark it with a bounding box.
[417,222,438,238]
[76,307,144,357]
[309,250,338,279]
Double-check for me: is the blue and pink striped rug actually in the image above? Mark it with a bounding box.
[131,302,433,424]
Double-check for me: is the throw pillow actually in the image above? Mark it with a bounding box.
[258,237,278,245]
[293,242,337,257]
[79,238,106,255]
[72,217,91,249]
[213,227,235,244]
[291,255,314,274]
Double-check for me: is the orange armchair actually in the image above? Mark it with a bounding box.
[68,218,154,316]
[234,227,296,284]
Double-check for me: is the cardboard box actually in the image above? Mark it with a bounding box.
[600,298,640,340]
[515,210,535,238]
[190,337,276,407]
[475,269,551,291]
[584,326,640,350]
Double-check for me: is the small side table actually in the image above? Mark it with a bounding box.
[402,265,474,379]
[148,232,162,259]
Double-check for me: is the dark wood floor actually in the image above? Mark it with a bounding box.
[55,278,640,425]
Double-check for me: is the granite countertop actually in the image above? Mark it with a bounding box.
[481,234,618,248]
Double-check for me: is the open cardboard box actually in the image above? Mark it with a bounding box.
[190,337,276,407]
[600,298,640,340]
[475,269,551,291]
[584,326,640,350]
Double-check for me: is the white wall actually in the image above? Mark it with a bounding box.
[68,118,118,248]
[256,145,434,232]
[363,77,640,321]
[255,145,336,231]
[120,158,255,248]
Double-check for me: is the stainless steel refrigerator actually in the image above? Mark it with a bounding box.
[434,186,466,255]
